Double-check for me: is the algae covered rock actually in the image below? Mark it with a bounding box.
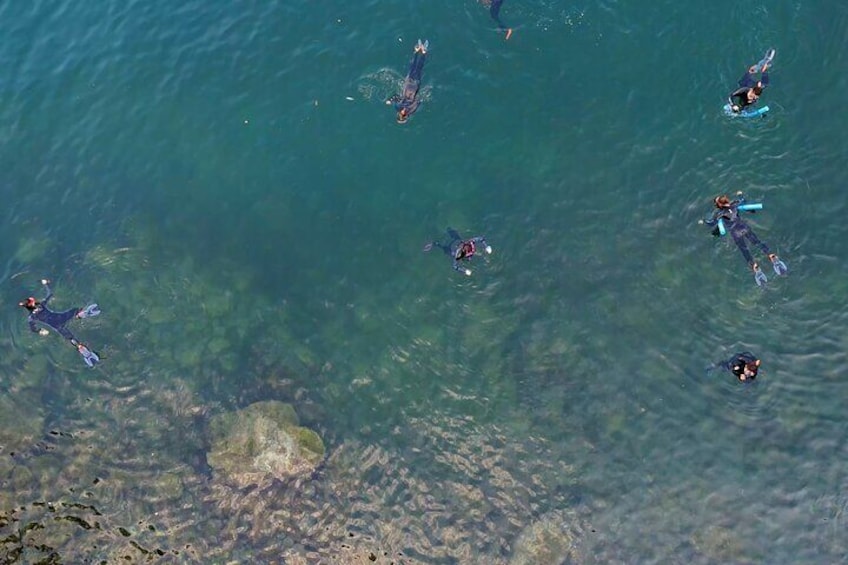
[510,510,580,565]
[207,401,325,487]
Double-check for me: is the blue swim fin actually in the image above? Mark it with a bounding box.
[754,48,776,72]
[753,264,768,287]
[78,303,101,318]
[77,344,100,367]
[770,255,788,276]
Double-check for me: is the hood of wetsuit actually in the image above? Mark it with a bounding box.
[714,195,732,208]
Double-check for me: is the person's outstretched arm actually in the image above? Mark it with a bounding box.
[40,279,54,304]
[468,236,493,253]
[452,259,472,275]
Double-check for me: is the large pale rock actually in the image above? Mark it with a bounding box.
[207,401,325,487]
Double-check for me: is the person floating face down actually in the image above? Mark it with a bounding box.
[386,39,429,124]
[723,351,761,382]
[728,53,772,113]
[424,228,492,276]
[480,0,513,40]
[19,279,101,367]
[702,194,787,287]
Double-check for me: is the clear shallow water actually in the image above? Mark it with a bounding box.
[1,0,847,563]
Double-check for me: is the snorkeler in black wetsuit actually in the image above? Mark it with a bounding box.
[481,0,513,40]
[423,228,492,276]
[702,194,788,287]
[386,39,429,124]
[19,279,101,367]
[728,49,774,113]
[722,351,761,382]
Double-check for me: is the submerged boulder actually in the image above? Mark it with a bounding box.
[207,400,325,487]
[510,510,581,565]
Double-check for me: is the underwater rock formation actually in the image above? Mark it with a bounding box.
[510,510,580,565]
[207,400,325,488]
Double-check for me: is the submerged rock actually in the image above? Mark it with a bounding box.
[510,510,580,565]
[207,401,325,488]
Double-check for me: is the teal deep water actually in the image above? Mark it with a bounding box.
[1,0,847,562]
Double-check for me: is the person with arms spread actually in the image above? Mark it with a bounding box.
[386,39,429,124]
[728,48,774,114]
[19,278,101,367]
[424,228,492,276]
[701,194,788,287]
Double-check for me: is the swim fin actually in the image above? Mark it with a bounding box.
[77,344,100,367]
[78,303,101,318]
[753,265,768,287]
[770,255,788,276]
[754,48,776,72]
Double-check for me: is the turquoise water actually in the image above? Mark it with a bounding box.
[1,0,847,562]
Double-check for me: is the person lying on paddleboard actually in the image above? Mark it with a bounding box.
[19,278,102,367]
[386,39,429,124]
[728,49,774,113]
[722,351,761,382]
[423,228,492,276]
[701,194,787,287]
[480,0,513,40]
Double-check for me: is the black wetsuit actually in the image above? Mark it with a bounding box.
[431,228,490,273]
[26,284,82,344]
[390,48,427,119]
[704,200,772,268]
[728,69,770,111]
[723,352,759,381]
[23,283,100,367]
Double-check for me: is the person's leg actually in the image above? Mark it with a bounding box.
[435,242,451,255]
[46,308,81,331]
[731,228,755,267]
[424,240,451,255]
[733,225,768,285]
[408,52,426,82]
[490,0,507,29]
[745,228,771,257]
[56,325,77,342]
[738,71,756,88]
[748,228,787,275]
